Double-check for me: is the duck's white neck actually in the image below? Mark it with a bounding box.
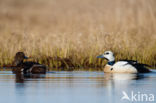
[107,55,115,66]
[107,56,115,62]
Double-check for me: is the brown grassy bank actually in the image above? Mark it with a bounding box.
[0,0,156,70]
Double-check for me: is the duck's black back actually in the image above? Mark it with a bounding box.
[120,60,151,73]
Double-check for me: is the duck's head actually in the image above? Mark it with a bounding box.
[13,52,28,66]
[97,51,115,62]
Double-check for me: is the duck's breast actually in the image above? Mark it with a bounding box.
[112,61,137,73]
[103,65,113,73]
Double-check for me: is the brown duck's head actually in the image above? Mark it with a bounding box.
[13,52,28,66]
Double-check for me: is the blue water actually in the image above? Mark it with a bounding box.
[0,70,156,103]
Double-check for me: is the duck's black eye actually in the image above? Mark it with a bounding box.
[105,52,109,55]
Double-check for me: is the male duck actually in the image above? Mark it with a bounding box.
[97,51,150,73]
[12,52,47,74]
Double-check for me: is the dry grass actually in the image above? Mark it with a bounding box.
[0,0,156,70]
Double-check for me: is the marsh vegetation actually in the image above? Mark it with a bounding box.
[0,0,156,70]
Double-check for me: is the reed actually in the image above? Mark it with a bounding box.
[0,0,156,70]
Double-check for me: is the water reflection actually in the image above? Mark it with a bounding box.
[92,73,146,88]
[15,73,46,83]
[104,73,145,80]
[0,71,156,103]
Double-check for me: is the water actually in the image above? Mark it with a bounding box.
[0,70,156,103]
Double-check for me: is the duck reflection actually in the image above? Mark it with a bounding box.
[104,73,145,80]
[95,73,147,88]
[15,73,46,83]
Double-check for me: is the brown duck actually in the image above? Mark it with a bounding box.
[12,52,47,74]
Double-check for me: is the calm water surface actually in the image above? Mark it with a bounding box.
[0,70,156,103]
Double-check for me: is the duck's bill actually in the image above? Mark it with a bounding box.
[97,54,105,58]
[24,56,29,59]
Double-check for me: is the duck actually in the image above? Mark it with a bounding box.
[97,51,150,73]
[12,52,47,74]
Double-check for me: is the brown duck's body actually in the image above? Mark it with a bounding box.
[12,52,47,74]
